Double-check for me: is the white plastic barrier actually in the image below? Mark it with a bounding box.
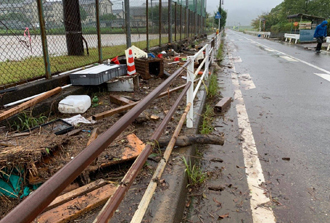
[186,33,219,128]
[326,37,330,51]
[244,31,271,38]
[284,33,300,44]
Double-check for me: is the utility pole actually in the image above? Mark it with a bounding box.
[218,0,221,31]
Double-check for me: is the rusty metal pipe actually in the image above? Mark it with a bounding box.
[0,63,189,223]
[94,82,192,223]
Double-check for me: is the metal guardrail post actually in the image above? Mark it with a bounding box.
[186,56,194,128]
[36,0,51,79]
[95,0,102,63]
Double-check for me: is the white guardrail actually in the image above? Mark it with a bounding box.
[186,33,221,128]
[284,33,300,44]
[326,37,330,51]
[244,31,271,38]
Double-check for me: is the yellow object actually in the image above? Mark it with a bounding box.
[216,29,219,34]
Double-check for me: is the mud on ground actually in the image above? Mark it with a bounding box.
[0,56,192,219]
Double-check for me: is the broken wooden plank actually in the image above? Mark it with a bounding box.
[157,134,224,147]
[86,128,100,146]
[93,84,188,120]
[43,179,107,212]
[88,133,145,172]
[0,87,62,122]
[35,183,116,223]
[215,97,232,112]
[109,95,135,106]
[65,129,82,137]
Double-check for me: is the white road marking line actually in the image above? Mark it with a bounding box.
[230,63,276,223]
[239,74,256,90]
[245,37,330,75]
[280,56,298,62]
[314,73,330,82]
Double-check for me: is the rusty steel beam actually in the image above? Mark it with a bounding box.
[0,62,189,223]
[94,81,192,223]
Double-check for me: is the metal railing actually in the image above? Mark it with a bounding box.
[186,33,221,128]
[0,32,219,223]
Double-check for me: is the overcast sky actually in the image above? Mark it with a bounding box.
[207,0,284,26]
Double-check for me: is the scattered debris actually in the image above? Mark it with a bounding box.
[215,97,232,112]
[218,213,229,219]
[208,185,226,191]
[157,134,224,147]
[0,87,62,122]
[282,157,290,161]
[135,58,164,79]
[35,183,116,223]
[109,95,135,105]
[58,95,91,114]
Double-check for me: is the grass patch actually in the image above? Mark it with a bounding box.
[208,73,219,98]
[200,104,215,134]
[11,112,47,131]
[0,36,171,87]
[182,156,207,187]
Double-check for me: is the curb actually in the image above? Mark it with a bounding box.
[147,66,215,223]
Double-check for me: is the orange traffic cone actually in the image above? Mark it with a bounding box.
[127,49,136,76]
[111,56,120,64]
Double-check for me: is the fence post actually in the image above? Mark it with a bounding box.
[36,0,51,79]
[159,0,162,46]
[205,44,209,81]
[174,2,177,42]
[95,0,102,63]
[168,0,172,43]
[186,56,194,128]
[125,0,131,48]
[180,4,182,40]
[146,0,149,51]
[185,0,188,39]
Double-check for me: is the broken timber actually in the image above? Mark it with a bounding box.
[43,179,107,212]
[92,84,188,120]
[157,134,224,147]
[0,87,62,122]
[109,95,134,105]
[35,183,116,223]
[215,97,232,112]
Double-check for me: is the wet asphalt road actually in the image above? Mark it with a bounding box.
[225,29,330,223]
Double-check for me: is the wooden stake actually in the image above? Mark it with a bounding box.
[0,87,62,122]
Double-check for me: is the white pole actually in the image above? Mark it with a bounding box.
[205,44,210,81]
[186,56,194,128]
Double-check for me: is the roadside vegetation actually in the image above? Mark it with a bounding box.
[251,0,330,34]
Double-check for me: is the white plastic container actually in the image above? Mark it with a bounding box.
[58,95,91,114]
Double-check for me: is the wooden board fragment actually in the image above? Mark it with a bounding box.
[35,184,116,223]
[88,133,145,171]
[0,87,62,122]
[109,95,134,105]
[44,179,107,212]
[92,84,187,120]
[215,97,232,112]
[86,128,100,146]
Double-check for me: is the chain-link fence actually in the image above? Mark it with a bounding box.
[0,0,207,89]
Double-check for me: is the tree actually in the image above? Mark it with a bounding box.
[214,8,227,30]
[99,13,117,21]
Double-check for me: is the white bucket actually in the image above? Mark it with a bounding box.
[58,95,91,114]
